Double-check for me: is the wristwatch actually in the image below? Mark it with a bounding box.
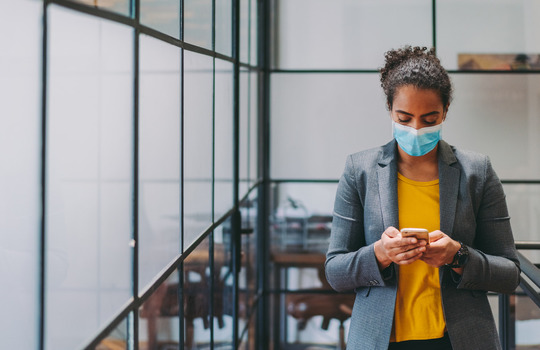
[446,241,469,268]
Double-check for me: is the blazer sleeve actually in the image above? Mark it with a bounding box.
[457,156,520,294]
[325,155,393,293]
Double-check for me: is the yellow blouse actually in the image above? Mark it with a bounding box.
[390,173,446,342]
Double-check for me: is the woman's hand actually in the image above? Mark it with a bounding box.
[374,226,427,269]
[421,230,462,272]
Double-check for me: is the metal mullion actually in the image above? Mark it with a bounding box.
[210,0,217,343]
[131,0,140,347]
[432,0,437,51]
[269,179,540,185]
[271,69,379,74]
[39,1,50,350]
[179,0,185,347]
[271,68,540,74]
[232,0,241,347]
[257,0,271,348]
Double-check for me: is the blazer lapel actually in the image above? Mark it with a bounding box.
[438,140,460,237]
[377,140,400,230]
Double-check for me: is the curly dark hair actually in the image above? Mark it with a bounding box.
[380,46,453,110]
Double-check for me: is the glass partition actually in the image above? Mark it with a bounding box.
[69,0,130,16]
[437,0,540,70]
[249,71,259,186]
[184,0,213,50]
[183,235,213,349]
[213,220,234,347]
[184,51,214,247]
[95,317,129,350]
[239,69,250,195]
[269,181,350,349]
[216,0,233,56]
[140,0,180,39]
[239,191,258,333]
[46,6,133,350]
[271,73,387,180]
[139,273,181,349]
[274,0,432,69]
[138,34,182,293]
[515,286,540,348]
[446,74,540,180]
[0,1,41,349]
[215,59,235,220]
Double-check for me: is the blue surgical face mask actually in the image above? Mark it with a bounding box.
[393,121,442,156]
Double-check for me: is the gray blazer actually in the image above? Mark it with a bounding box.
[325,139,520,350]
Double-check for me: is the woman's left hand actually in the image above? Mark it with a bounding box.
[420,230,461,269]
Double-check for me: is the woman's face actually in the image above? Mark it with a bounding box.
[391,85,447,130]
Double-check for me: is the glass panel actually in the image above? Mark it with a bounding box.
[446,74,540,180]
[240,0,249,63]
[270,175,353,350]
[184,0,213,50]
[239,69,250,195]
[46,6,133,349]
[274,0,432,69]
[437,0,540,70]
[249,0,258,65]
[68,0,130,16]
[139,34,182,292]
[282,298,352,349]
[139,272,180,350]
[184,52,214,246]
[504,184,540,262]
[184,237,212,349]
[239,191,258,330]
[516,289,540,348]
[270,182,336,257]
[214,219,234,347]
[215,0,232,56]
[95,317,129,350]
[0,1,41,349]
[140,0,180,39]
[215,59,234,220]
[270,73,388,180]
[249,71,259,186]
[239,304,257,350]
[272,73,540,180]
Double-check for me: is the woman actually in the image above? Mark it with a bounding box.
[325,46,520,350]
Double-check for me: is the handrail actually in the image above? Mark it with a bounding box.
[515,241,540,250]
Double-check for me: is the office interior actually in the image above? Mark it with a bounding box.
[2,0,540,349]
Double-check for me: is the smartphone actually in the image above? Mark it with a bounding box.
[401,228,430,246]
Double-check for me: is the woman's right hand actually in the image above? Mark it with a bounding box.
[374,226,427,269]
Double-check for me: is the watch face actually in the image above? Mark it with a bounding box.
[457,245,469,266]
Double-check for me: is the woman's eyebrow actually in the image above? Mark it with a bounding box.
[395,110,440,117]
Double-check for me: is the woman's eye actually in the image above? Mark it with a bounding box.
[424,120,437,125]
[397,117,410,123]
